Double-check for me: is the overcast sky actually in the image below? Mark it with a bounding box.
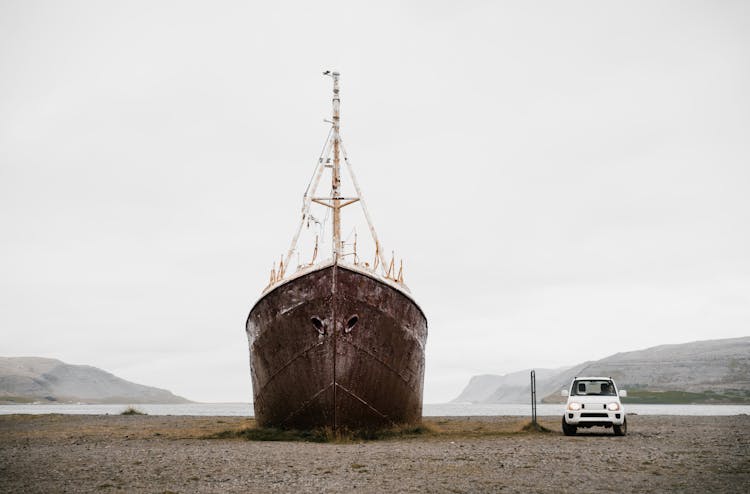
[1,1,748,403]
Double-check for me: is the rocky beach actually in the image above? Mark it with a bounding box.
[1,414,748,493]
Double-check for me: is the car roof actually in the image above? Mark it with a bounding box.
[573,377,614,381]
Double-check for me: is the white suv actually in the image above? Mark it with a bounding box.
[561,377,627,436]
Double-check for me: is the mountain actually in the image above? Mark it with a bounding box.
[0,357,191,404]
[454,368,565,403]
[453,337,750,404]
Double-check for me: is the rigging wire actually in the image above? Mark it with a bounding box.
[303,127,333,199]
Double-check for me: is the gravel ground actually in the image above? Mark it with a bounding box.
[1,414,748,493]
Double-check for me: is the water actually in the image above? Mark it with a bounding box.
[1,402,748,416]
[0,403,253,416]
[428,402,750,417]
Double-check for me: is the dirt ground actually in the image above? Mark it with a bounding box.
[1,414,748,493]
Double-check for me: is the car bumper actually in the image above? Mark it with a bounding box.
[564,411,625,426]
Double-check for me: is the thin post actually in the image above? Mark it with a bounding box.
[530,370,537,426]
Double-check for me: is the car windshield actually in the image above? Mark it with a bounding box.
[572,380,616,396]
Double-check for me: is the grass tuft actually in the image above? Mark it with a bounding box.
[208,426,330,442]
[521,421,552,433]
[341,424,436,441]
[205,419,562,442]
[206,422,437,443]
[120,406,146,416]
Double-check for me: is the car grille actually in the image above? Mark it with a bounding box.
[580,413,608,418]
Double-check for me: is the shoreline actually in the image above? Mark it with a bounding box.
[2,402,750,418]
[2,414,749,492]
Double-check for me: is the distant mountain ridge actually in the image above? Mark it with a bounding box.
[455,368,566,404]
[453,337,750,404]
[0,357,191,404]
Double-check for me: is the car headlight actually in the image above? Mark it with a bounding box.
[607,402,620,411]
[567,402,581,411]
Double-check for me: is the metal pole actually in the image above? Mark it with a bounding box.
[330,71,342,260]
[530,370,537,426]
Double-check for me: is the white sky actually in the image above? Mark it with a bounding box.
[1,1,748,403]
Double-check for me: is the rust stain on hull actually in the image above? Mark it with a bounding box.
[246,264,427,429]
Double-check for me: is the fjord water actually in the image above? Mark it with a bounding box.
[1,403,749,416]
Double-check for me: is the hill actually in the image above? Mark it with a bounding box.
[453,337,750,404]
[0,357,191,404]
[453,368,565,403]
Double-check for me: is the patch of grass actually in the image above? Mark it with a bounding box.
[208,426,330,442]
[343,424,435,441]
[421,418,557,439]
[204,419,564,443]
[521,421,552,433]
[206,423,437,443]
[120,406,146,415]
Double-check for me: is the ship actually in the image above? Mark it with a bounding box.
[245,72,428,430]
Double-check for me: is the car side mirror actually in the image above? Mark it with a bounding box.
[619,389,627,398]
[561,389,569,397]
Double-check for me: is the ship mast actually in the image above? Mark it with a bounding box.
[330,71,342,260]
[269,71,404,291]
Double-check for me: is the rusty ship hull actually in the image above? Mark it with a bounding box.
[246,262,427,429]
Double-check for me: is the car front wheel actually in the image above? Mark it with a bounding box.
[613,417,627,436]
[562,417,577,436]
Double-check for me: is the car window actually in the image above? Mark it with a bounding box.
[572,380,616,396]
